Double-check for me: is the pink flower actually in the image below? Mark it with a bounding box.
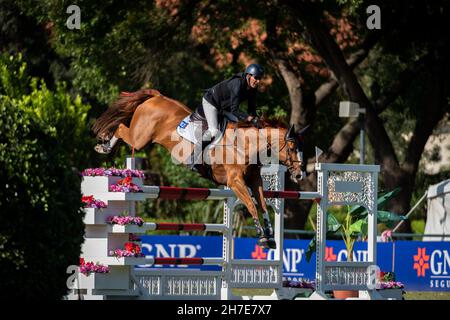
[79,261,110,275]
[109,176,143,193]
[381,229,393,242]
[82,167,145,177]
[82,195,107,208]
[107,215,144,226]
[109,243,144,258]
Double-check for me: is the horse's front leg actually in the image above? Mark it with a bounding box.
[248,168,276,249]
[226,169,269,249]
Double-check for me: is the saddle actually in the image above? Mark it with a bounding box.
[176,109,234,181]
[177,110,231,147]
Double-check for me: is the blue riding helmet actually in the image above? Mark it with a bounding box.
[245,63,264,80]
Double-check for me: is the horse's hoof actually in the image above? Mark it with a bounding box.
[94,144,110,154]
[257,237,269,249]
[267,238,277,249]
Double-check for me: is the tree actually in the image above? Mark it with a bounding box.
[9,0,449,233]
[0,54,91,298]
[283,0,449,231]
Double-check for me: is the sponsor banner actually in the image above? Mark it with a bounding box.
[139,235,222,271]
[394,241,450,291]
[138,235,449,291]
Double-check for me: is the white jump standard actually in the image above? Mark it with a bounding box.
[67,158,382,300]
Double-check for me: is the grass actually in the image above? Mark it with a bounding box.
[233,289,450,300]
[404,291,450,300]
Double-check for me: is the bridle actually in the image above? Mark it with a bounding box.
[280,137,303,176]
[262,124,309,179]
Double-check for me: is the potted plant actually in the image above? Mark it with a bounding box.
[305,188,406,299]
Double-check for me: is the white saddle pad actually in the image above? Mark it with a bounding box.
[176,115,226,146]
[176,115,202,144]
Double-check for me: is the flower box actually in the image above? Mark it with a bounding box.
[108,224,146,234]
[82,176,143,195]
[84,256,154,266]
[83,208,109,225]
[100,192,148,202]
[76,268,129,290]
[377,288,404,300]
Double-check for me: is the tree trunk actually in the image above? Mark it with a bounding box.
[387,50,448,232]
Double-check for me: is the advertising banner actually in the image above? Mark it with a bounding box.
[138,235,449,291]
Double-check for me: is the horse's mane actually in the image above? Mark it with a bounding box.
[236,116,288,129]
[261,117,288,128]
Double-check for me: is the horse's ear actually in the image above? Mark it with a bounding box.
[286,125,296,140]
[297,124,310,136]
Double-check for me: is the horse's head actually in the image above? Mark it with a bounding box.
[281,124,309,184]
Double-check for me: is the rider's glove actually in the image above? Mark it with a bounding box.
[251,116,263,129]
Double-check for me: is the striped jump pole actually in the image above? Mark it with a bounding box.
[144,222,227,233]
[141,185,322,201]
[151,257,224,266]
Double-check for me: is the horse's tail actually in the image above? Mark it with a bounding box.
[92,89,161,141]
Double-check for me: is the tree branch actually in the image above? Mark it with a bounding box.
[315,30,383,106]
[289,1,400,173]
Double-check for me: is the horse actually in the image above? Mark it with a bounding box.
[92,89,307,249]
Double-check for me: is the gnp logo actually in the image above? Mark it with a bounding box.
[250,245,305,275]
[140,243,200,268]
[413,247,450,289]
[327,246,369,262]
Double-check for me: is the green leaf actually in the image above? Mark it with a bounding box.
[376,188,402,210]
[305,213,343,262]
[349,217,368,237]
[349,187,402,220]
[327,213,342,233]
[305,235,317,263]
[378,210,407,228]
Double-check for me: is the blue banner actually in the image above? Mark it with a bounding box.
[393,241,450,291]
[138,235,450,291]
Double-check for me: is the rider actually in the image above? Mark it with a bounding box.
[200,63,264,140]
[189,63,265,170]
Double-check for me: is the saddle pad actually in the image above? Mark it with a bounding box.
[176,115,226,146]
[176,115,202,144]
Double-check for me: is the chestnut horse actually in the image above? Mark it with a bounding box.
[93,89,306,249]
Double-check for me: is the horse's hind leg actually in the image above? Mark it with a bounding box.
[94,123,133,154]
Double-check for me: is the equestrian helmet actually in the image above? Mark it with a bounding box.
[245,63,264,79]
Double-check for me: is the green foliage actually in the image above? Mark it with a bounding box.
[305,188,406,262]
[4,0,447,241]
[0,54,91,299]
[411,219,425,234]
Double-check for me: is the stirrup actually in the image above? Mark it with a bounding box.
[189,164,201,173]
